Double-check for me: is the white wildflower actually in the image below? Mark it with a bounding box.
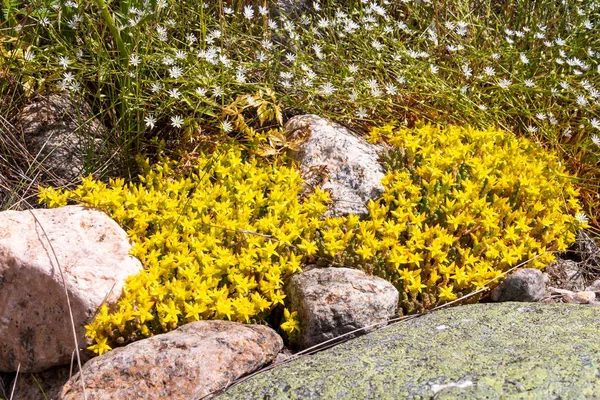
[170,115,184,128]
[169,66,183,79]
[576,94,588,106]
[430,64,439,74]
[444,21,455,30]
[592,135,600,146]
[356,107,368,119]
[167,88,181,99]
[519,53,529,64]
[58,56,71,69]
[243,5,254,20]
[213,87,224,98]
[372,40,384,51]
[186,33,197,44]
[150,82,162,93]
[129,54,140,67]
[526,125,538,133]
[524,79,535,87]
[461,64,472,78]
[498,79,511,89]
[385,83,398,95]
[195,87,207,97]
[575,213,589,225]
[156,26,168,41]
[221,120,233,133]
[23,49,35,62]
[483,66,495,77]
[144,114,156,129]
[591,118,600,130]
[319,82,336,96]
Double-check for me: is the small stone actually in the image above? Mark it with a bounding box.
[491,268,547,302]
[58,321,283,400]
[563,291,597,304]
[285,267,398,350]
[585,279,600,292]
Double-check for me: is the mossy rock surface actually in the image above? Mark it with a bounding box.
[217,303,600,399]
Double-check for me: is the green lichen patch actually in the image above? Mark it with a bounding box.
[218,303,600,399]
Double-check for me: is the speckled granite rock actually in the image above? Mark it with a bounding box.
[59,320,283,400]
[0,205,143,372]
[284,114,386,216]
[286,267,398,350]
[217,303,600,399]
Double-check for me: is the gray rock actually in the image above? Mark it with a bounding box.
[7,364,73,400]
[284,114,386,216]
[286,267,398,350]
[218,303,600,399]
[0,205,143,372]
[545,259,586,292]
[491,268,547,302]
[16,94,107,185]
[59,321,283,400]
[586,279,600,292]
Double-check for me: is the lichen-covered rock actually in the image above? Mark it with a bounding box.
[286,267,398,350]
[218,303,600,399]
[59,321,283,400]
[0,205,143,372]
[284,114,386,216]
[491,268,547,302]
[16,94,107,185]
[7,364,72,400]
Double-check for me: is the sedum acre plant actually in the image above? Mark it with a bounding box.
[315,124,588,313]
[40,146,331,354]
[39,124,588,354]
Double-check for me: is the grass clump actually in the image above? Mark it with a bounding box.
[2,0,599,219]
[40,146,331,354]
[315,124,588,313]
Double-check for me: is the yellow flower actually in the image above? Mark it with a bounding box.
[87,337,112,356]
[438,285,458,302]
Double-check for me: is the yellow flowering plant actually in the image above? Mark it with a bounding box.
[315,124,587,314]
[40,146,329,354]
[38,123,587,354]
